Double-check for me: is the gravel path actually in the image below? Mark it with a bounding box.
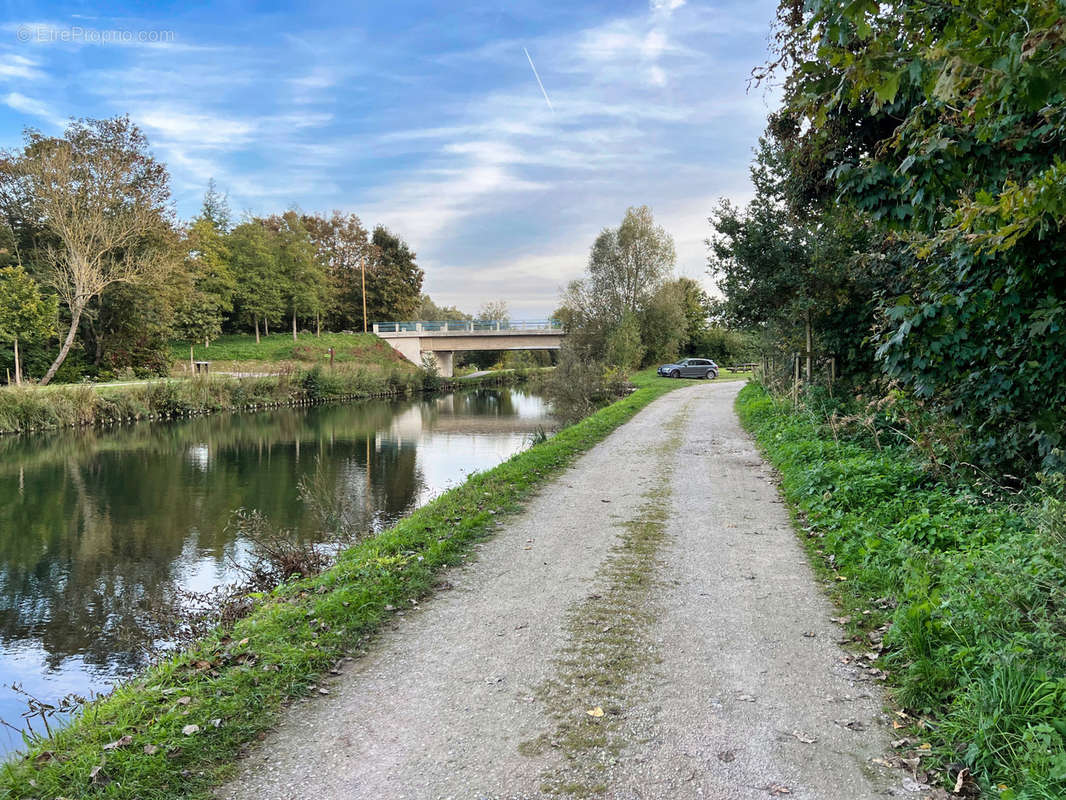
[219,381,927,799]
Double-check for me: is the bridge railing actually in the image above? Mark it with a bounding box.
[373,319,563,334]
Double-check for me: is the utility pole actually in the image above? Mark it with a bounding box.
[361,252,368,333]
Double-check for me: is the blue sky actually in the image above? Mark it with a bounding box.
[0,0,778,317]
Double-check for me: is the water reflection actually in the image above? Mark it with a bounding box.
[0,388,551,755]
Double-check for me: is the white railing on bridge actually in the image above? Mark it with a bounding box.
[373,319,563,334]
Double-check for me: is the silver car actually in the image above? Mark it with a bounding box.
[657,358,719,379]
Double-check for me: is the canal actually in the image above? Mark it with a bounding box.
[0,387,553,755]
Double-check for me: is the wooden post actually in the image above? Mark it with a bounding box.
[13,337,21,386]
[361,253,368,333]
[793,352,800,408]
[805,312,812,383]
[329,347,335,370]
[292,309,298,342]
[190,345,195,375]
[254,318,261,344]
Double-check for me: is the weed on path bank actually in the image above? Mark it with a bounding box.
[0,370,686,800]
[737,384,1066,799]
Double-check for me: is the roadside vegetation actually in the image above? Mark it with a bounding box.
[0,369,685,799]
[739,383,1066,798]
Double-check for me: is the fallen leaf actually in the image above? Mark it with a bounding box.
[802,631,817,638]
[830,615,851,625]
[586,706,605,718]
[737,694,757,702]
[177,696,192,706]
[182,724,200,736]
[953,767,975,795]
[901,776,928,792]
[716,750,735,763]
[767,784,791,796]
[143,744,159,755]
[103,735,133,751]
[791,731,817,744]
[89,765,110,787]
[211,718,222,728]
[237,637,249,647]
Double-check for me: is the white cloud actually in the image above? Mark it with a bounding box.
[2,92,65,127]
[0,54,45,82]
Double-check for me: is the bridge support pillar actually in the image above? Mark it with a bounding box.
[429,350,454,378]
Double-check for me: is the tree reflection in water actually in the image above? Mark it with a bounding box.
[0,387,552,755]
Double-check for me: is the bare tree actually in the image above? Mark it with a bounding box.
[1,117,173,384]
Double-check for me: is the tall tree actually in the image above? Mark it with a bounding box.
[265,212,328,339]
[586,205,675,325]
[0,117,174,385]
[368,226,423,326]
[0,263,57,384]
[176,185,236,346]
[302,211,372,331]
[229,222,282,342]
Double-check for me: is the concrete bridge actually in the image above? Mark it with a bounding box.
[373,320,564,377]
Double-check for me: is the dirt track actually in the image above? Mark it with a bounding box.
[220,381,929,799]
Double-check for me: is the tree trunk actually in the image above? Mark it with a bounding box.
[292,310,297,341]
[40,306,84,386]
[13,338,21,386]
[264,318,270,336]
[316,312,321,337]
[254,317,261,344]
[204,337,209,348]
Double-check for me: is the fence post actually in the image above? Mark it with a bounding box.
[793,352,800,408]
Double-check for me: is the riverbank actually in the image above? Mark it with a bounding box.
[0,369,689,799]
[0,366,536,436]
[736,383,1066,798]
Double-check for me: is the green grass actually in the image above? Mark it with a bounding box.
[737,383,1066,800]
[0,369,687,799]
[168,332,413,373]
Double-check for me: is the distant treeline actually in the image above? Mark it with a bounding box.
[0,117,434,384]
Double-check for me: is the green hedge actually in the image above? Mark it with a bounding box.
[737,383,1066,799]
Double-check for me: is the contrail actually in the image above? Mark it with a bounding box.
[523,47,554,113]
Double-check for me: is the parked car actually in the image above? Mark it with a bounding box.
[657,357,719,379]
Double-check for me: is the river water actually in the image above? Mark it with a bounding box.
[0,387,552,756]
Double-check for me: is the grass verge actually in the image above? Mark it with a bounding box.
[0,369,687,799]
[168,332,410,370]
[736,383,1066,800]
